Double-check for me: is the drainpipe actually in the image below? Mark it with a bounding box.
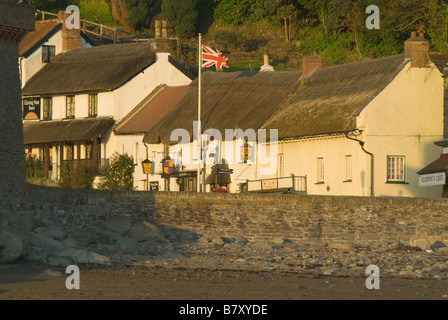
[345,132,374,197]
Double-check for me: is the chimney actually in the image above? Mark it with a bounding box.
[370,50,375,59]
[58,11,81,51]
[404,31,430,68]
[302,50,323,77]
[260,53,274,72]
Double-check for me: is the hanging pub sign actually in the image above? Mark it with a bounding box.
[141,159,153,175]
[240,144,255,163]
[22,97,41,120]
[162,159,175,177]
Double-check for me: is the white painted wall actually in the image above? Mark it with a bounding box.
[358,61,444,198]
[113,53,193,121]
[21,30,63,87]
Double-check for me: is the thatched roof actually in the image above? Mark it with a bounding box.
[22,42,156,96]
[263,54,409,140]
[19,20,61,57]
[143,71,302,145]
[23,117,115,145]
[114,84,189,135]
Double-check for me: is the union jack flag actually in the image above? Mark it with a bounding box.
[202,45,229,70]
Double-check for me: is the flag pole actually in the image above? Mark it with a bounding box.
[197,33,202,193]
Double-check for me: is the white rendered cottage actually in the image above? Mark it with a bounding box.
[21,41,194,187]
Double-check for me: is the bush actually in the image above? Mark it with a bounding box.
[98,152,135,190]
[25,153,42,182]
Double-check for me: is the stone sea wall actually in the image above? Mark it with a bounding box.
[4,185,448,248]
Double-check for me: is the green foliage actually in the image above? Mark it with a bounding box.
[29,0,79,12]
[98,152,135,191]
[213,0,258,25]
[124,0,162,30]
[25,153,42,182]
[161,0,199,37]
[74,168,96,189]
[213,30,247,51]
[59,163,72,188]
[79,0,116,25]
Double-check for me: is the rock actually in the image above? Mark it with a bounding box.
[0,228,23,263]
[28,231,68,255]
[271,237,284,245]
[100,216,132,235]
[253,241,273,252]
[328,242,354,251]
[399,270,417,278]
[211,236,225,246]
[197,236,210,244]
[54,247,110,265]
[34,227,66,241]
[41,269,63,277]
[432,241,447,250]
[47,255,75,266]
[233,234,248,244]
[66,226,100,247]
[412,238,431,251]
[23,246,48,262]
[128,221,166,243]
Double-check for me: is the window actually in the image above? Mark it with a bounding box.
[66,144,74,160]
[88,94,98,117]
[42,45,55,63]
[42,97,52,120]
[317,157,324,182]
[387,156,406,182]
[344,155,352,181]
[277,154,284,178]
[85,142,92,160]
[66,95,75,118]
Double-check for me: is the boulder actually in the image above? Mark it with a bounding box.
[100,216,132,235]
[34,227,66,241]
[128,221,166,243]
[54,247,110,265]
[0,228,23,263]
[28,231,69,255]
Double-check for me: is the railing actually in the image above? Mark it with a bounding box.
[243,175,307,194]
[35,9,150,44]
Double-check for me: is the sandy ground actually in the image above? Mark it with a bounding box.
[1,260,447,301]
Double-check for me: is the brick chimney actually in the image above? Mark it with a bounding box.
[404,31,430,68]
[58,11,81,51]
[302,50,323,77]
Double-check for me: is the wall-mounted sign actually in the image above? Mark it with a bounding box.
[162,159,175,176]
[150,181,159,191]
[141,159,153,175]
[23,97,40,120]
[262,179,276,189]
[419,172,446,187]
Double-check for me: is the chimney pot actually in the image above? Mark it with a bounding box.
[411,31,417,38]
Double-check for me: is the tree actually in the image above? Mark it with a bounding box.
[161,0,199,37]
[124,0,162,31]
[98,152,135,191]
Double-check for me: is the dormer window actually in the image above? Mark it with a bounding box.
[42,45,56,63]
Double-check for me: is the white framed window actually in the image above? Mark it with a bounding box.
[345,155,352,181]
[387,155,406,182]
[317,157,324,182]
[66,95,75,119]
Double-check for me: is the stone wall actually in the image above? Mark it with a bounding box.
[8,185,448,248]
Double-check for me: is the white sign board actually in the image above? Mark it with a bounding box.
[419,172,446,187]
